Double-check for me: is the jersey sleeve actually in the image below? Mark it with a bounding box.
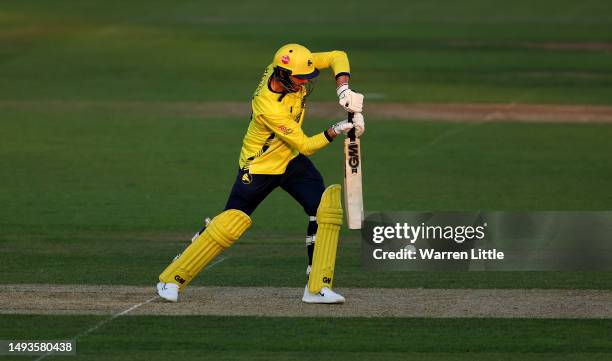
[256,114,332,156]
[312,51,350,78]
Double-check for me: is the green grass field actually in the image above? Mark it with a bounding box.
[1,0,612,360]
[1,316,611,361]
[3,112,612,289]
[2,0,612,104]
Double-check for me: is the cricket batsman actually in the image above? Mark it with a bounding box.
[156,44,365,303]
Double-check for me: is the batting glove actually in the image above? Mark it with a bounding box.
[331,113,365,137]
[352,112,365,137]
[331,120,355,136]
[337,84,364,113]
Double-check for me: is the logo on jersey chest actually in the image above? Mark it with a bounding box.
[289,104,304,123]
[278,124,293,135]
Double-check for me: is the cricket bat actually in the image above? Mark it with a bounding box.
[344,112,364,229]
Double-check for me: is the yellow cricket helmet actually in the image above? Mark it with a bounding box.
[273,43,319,79]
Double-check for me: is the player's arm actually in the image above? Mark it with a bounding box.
[313,51,363,113]
[257,114,354,156]
[312,51,351,79]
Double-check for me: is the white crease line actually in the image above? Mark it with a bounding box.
[205,255,227,270]
[404,101,523,158]
[404,121,483,158]
[34,295,158,360]
[33,255,228,360]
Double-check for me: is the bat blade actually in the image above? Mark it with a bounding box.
[344,137,364,229]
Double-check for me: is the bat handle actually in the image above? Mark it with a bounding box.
[347,112,356,141]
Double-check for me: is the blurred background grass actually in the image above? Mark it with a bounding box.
[2,0,612,103]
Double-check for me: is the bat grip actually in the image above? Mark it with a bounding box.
[347,112,356,141]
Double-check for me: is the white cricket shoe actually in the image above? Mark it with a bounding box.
[302,285,345,304]
[157,282,179,302]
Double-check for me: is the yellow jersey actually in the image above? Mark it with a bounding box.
[238,51,351,175]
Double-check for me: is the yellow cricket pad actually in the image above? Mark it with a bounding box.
[308,184,343,293]
[159,209,251,290]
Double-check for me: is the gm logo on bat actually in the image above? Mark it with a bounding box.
[347,143,360,174]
